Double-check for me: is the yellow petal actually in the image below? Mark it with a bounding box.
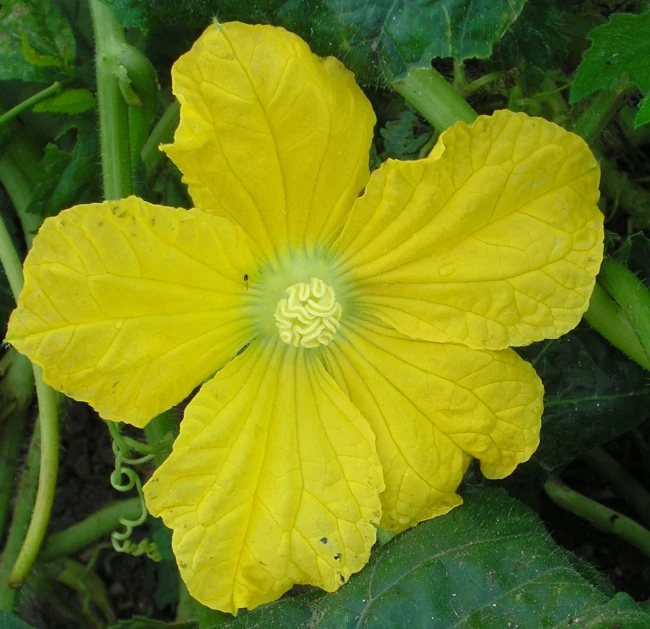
[335,110,604,349]
[6,197,255,427]
[164,22,375,263]
[144,339,384,613]
[325,316,543,533]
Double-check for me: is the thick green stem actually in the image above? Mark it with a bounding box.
[572,89,627,146]
[544,478,650,557]
[583,282,650,371]
[41,498,142,561]
[0,82,62,127]
[89,0,133,200]
[0,424,40,611]
[392,67,478,131]
[8,366,59,588]
[583,447,650,528]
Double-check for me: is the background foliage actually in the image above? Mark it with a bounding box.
[1,0,650,627]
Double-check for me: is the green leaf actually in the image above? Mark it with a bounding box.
[0,0,76,82]
[25,116,100,221]
[108,618,197,629]
[218,486,650,629]
[570,9,650,104]
[0,612,37,628]
[32,88,96,115]
[635,93,650,128]
[494,0,570,70]
[517,326,650,471]
[102,0,526,82]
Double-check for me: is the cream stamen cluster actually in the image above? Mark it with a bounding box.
[274,277,342,348]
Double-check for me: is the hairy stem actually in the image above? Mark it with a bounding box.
[89,0,133,199]
[544,478,650,557]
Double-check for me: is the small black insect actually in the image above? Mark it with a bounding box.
[243,273,249,289]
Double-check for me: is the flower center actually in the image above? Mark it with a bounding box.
[274,277,342,348]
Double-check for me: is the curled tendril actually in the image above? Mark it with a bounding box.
[108,422,161,562]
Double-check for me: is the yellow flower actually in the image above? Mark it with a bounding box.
[6,22,603,613]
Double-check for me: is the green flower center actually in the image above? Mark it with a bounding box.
[274,277,342,348]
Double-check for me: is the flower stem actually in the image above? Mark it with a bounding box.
[41,498,142,561]
[544,477,650,557]
[0,82,62,127]
[392,67,478,131]
[89,0,133,200]
[583,447,650,529]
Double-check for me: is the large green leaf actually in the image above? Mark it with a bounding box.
[216,486,650,629]
[0,0,76,82]
[517,326,650,471]
[570,9,650,109]
[101,0,526,82]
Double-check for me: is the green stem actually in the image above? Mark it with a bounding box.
[0,424,40,611]
[0,130,41,247]
[544,478,650,557]
[583,447,650,529]
[572,89,627,146]
[141,100,180,178]
[0,213,24,297]
[464,71,505,96]
[8,366,59,588]
[89,0,132,200]
[0,202,60,590]
[392,67,477,131]
[600,157,650,230]
[41,498,142,561]
[0,82,62,127]
[0,352,34,539]
[583,283,650,371]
